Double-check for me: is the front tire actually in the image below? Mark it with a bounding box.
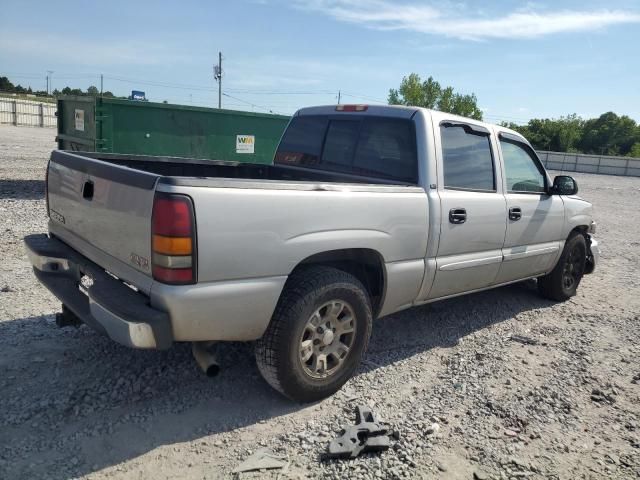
[255,266,372,402]
[538,232,587,301]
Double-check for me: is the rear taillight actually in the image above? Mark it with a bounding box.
[151,193,197,285]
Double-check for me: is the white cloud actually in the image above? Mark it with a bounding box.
[296,1,640,40]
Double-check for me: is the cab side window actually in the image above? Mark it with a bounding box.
[500,140,546,193]
[440,123,495,191]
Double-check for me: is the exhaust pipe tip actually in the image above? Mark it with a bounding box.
[192,342,220,377]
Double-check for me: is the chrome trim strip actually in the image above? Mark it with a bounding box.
[503,245,559,262]
[438,255,502,271]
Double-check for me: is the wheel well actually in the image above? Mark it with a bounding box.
[569,225,595,273]
[293,249,386,316]
[570,225,588,237]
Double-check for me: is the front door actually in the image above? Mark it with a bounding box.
[495,133,564,284]
[427,119,507,299]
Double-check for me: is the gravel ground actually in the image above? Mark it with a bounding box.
[0,124,638,480]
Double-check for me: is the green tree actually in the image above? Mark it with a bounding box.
[388,73,482,120]
[554,114,584,152]
[502,115,584,152]
[86,85,99,96]
[0,76,15,91]
[578,112,638,155]
[451,93,483,121]
[628,143,640,158]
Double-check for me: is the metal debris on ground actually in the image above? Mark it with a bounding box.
[509,334,539,346]
[324,406,393,459]
[232,448,288,474]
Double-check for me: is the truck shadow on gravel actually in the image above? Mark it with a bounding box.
[0,179,45,200]
[0,280,554,479]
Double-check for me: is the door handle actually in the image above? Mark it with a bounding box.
[449,208,467,224]
[82,180,94,200]
[509,206,522,221]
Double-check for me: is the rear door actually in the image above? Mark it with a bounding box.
[494,132,564,283]
[427,118,507,299]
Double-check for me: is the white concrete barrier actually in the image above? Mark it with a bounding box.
[0,97,57,128]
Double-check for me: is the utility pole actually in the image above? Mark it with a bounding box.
[218,51,222,109]
[337,90,341,104]
[100,74,103,95]
[46,70,53,95]
[213,51,223,109]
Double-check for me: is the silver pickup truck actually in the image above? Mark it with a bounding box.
[25,105,598,401]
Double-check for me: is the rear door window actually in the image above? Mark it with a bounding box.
[275,115,418,183]
[440,123,495,191]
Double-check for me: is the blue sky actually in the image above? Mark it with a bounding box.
[1,0,639,123]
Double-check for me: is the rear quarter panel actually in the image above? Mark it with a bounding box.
[167,183,429,284]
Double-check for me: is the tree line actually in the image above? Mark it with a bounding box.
[389,73,640,158]
[0,75,123,99]
[501,113,640,157]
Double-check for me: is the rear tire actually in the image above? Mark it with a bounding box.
[538,232,587,301]
[255,266,372,402]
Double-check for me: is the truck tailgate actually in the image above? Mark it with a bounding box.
[46,151,159,291]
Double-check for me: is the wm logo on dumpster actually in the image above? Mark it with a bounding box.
[236,135,255,154]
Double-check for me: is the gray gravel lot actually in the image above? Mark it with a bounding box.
[0,124,638,479]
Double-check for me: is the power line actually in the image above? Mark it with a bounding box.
[0,72,533,122]
[103,75,214,91]
[222,92,285,115]
[224,89,336,95]
[2,74,43,80]
[340,91,388,103]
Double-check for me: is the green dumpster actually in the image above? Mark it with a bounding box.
[56,96,290,164]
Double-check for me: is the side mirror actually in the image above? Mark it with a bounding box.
[551,175,578,195]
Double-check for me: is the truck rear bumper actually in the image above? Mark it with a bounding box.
[24,234,173,349]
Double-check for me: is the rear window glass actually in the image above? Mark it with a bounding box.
[321,120,360,169]
[440,124,495,191]
[275,115,417,183]
[275,116,327,166]
[353,119,417,181]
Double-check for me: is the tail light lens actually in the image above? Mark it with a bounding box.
[336,104,368,112]
[151,193,197,285]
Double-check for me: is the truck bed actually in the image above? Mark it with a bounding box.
[46,149,424,298]
[76,151,413,186]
